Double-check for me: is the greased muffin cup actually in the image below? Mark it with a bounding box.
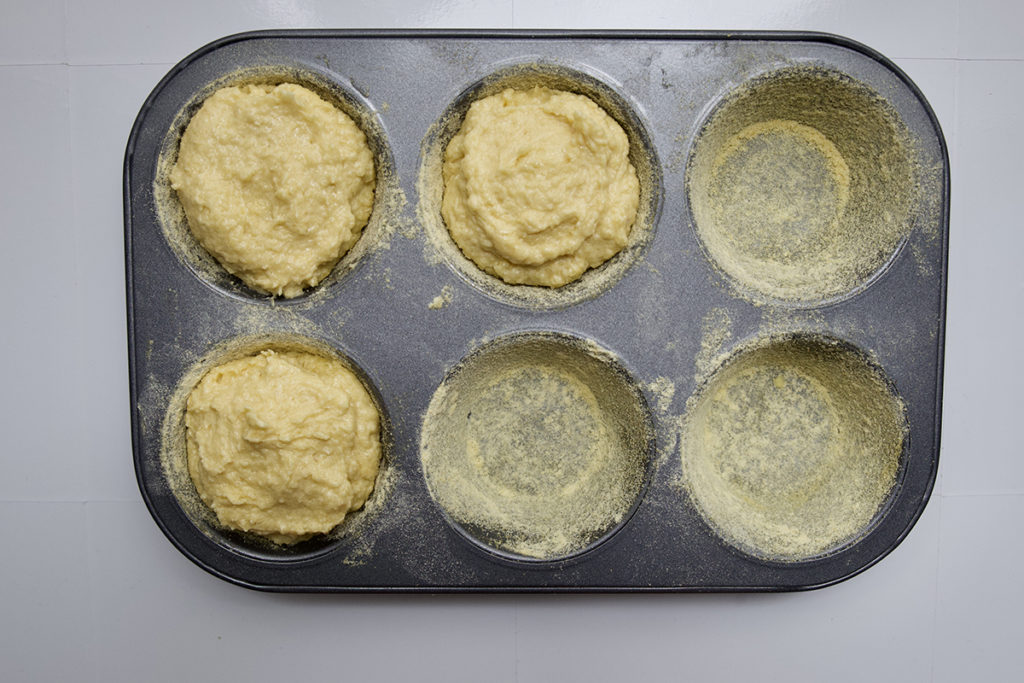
[125,30,947,591]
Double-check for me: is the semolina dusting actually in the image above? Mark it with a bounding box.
[420,336,650,559]
[681,336,906,561]
[688,68,917,303]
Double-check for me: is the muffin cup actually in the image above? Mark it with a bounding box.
[416,59,663,309]
[420,331,654,563]
[158,332,395,565]
[153,62,398,305]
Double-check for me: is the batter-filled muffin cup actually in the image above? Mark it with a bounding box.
[442,85,639,288]
[418,63,662,309]
[170,82,376,298]
[185,348,382,545]
[160,334,390,558]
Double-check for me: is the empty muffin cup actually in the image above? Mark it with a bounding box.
[680,334,907,562]
[420,332,653,561]
[687,67,918,304]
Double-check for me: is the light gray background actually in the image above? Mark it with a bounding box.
[1,1,1020,681]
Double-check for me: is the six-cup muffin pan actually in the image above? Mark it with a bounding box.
[124,30,949,592]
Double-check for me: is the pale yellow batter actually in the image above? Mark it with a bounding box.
[185,349,381,544]
[441,86,640,288]
[170,83,375,297]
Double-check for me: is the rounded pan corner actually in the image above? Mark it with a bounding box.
[123,29,300,174]
[786,467,939,593]
[782,30,951,169]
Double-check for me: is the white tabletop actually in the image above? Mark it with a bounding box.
[2,1,1021,681]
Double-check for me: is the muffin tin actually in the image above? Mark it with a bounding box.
[124,30,948,591]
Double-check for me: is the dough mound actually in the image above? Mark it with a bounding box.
[441,86,640,288]
[185,349,381,544]
[170,83,375,298]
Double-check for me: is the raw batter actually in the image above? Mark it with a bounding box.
[185,349,381,544]
[441,86,640,287]
[171,83,375,297]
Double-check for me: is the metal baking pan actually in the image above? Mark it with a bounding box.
[124,29,948,592]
